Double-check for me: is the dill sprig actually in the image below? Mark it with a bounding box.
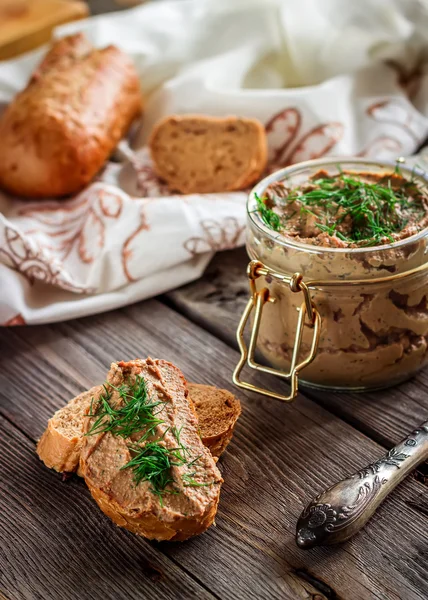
[261,170,426,246]
[121,441,187,499]
[182,472,214,487]
[122,442,212,504]
[254,192,281,231]
[86,375,164,440]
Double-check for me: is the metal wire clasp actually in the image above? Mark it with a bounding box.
[233,260,321,402]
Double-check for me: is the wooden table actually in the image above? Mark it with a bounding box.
[1,1,427,596]
[1,247,427,600]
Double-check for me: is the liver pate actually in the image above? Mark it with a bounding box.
[262,170,428,248]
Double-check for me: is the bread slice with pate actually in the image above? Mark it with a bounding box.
[75,359,223,541]
[149,114,267,194]
[37,381,240,473]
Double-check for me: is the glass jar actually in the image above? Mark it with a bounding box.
[233,158,428,401]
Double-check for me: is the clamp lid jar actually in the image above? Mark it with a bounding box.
[233,158,428,401]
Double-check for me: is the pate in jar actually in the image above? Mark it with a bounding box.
[234,158,428,400]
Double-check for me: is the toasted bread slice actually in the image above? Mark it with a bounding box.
[37,381,241,473]
[36,385,101,473]
[79,359,222,541]
[188,383,241,458]
[149,114,267,194]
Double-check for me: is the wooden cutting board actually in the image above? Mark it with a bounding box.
[0,0,89,60]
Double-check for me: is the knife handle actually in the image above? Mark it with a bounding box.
[296,420,428,549]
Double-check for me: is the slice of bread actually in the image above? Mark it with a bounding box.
[188,383,241,458]
[149,114,267,194]
[37,381,241,473]
[79,359,222,541]
[36,385,102,473]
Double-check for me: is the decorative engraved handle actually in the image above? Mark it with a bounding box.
[296,421,428,549]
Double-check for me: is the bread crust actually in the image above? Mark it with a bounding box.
[149,114,267,194]
[85,474,220,541]
[0,34,142,198]
[32,33,93,78]
[188,383,241,458]
[36,385,101,472]
[37,421,81,473]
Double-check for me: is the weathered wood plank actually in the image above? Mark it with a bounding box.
[165,247,428,448]
[0,300,427,600]
[0,415,217,600]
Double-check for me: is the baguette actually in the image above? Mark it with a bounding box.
[79,359,222,541]
[37,382,240,473]
[149,114,267,194]
[0,33,142,198]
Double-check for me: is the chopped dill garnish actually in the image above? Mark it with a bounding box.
[121,442,187,504]
[86,374,164,440]
[187,454,202,467]
[122,444,213,502]
[182,472,214,487]
[254,192,281,231]
[316,222,349,241]
[171,425,183,443]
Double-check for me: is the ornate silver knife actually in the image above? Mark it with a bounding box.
[296,420,428,549]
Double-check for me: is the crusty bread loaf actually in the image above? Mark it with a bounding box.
[37,382,240,473]
[79,359,222,541]
[31,33,93,79]
[0,33,142,198]
[188,383,241,458]
[149,115,267,194]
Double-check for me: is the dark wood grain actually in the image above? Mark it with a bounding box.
[0,299,427,600]
[165,247,428,448]
[0,415,217,600]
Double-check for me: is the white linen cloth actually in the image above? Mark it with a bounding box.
[2,0,428,325]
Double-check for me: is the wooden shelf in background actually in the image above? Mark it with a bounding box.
[0,0,89,60]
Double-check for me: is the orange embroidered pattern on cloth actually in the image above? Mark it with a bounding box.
[184,218,245,256]
[0,225,91,293]
[265,108,343,168]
